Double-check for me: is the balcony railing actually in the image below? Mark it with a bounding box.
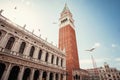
[0,47,66,70]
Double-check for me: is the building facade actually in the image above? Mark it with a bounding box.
[87,63,120,80]
[73,69,89,80]
[0,13,66,80]
[98,63,120,80]
[87,68,100,80]
[58,4,80,80]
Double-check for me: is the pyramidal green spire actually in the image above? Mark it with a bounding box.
[62,3,70,13]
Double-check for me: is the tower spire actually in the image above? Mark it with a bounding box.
[62,3,70,13]
[59,3,74,29]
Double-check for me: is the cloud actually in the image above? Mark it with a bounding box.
[112,44,117,48]
[92,42,101,48]
[95,43,101,47]
[80,58,112,69]
[115,58,120,62]
[95,58,107,62]
[80,59,91,64]
[80,58,110,64]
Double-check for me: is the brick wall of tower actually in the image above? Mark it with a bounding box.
[59,24,80,80]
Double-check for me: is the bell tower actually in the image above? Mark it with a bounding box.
[59,4,80,80]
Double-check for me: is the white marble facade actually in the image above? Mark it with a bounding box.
[98,63,120,80]
[0,14,66,80]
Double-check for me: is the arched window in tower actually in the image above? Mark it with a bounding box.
[61,18,68,24]
[56,57,59,65]
[69,19,73,23]
[29,46,35,57]
[45,52,49,62]
[38,49,42,60]
[61,59,63,67]
[51,55,54,64]
[5,37,15,50]
[19,42,26,54]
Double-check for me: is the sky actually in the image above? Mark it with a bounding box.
[0,0,120,70]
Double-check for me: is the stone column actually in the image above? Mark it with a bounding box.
[33,47,39,59]
[58,73,61,80]
[2,63,12,80]
[48,53,52,64]
[80,75,82,80]
[23,43,31,56]
[58,58,61,67]
[39,70,43,80]
[18,66,25,80]
[53,56,57,65]
[11,38,22,52]
[63,58,66,69]
[63,74,66,80]
[30,69,35,80]
[41,50,46,61]
[0,33,10,48]
[47,72,50,80]
[53,73,56,80]
[61,74,63,80]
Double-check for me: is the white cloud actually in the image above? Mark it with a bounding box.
[80,57,111,64]
[112,44,117,48]
[93,42,101,48]
[80,57,110,64]
[95,43,101,47]
[80,59,91,64]
[115,58,120,62]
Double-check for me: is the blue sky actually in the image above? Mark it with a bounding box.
[0,0,120,69]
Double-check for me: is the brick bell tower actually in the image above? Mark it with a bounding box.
[59,4,80,80]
